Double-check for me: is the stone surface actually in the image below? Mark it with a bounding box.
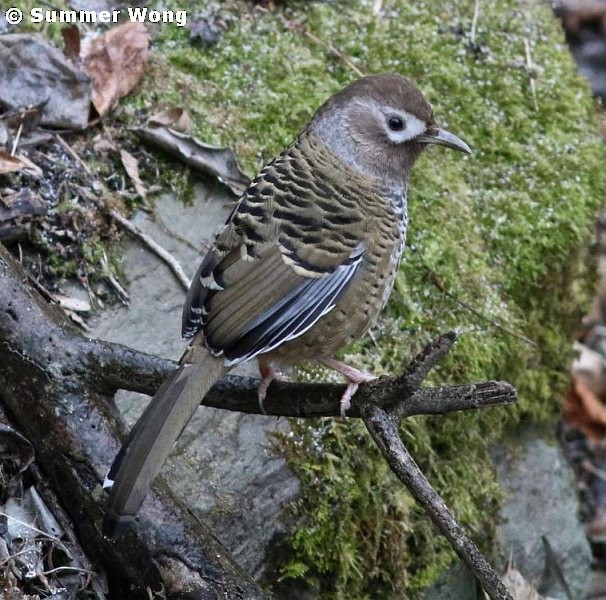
[494,429,591,600]
[90,182,300,578]
[423,428,591,600]
[421,564,478,600]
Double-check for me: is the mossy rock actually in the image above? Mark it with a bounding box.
[124,0,604,597]
[12,0,605,597]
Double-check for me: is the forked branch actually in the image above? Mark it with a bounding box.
[0,242,515,599]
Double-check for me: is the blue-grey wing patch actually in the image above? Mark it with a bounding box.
[220,245,364,364]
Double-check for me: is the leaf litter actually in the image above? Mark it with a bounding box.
[0,20,251,315]
[134,108,250,196]
[0,420,107,599]
[80,22,150,119]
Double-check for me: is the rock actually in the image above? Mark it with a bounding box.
[423,427,590,600]
[421,564,477,600]
[494,428,591,600]
[90,181,300,578]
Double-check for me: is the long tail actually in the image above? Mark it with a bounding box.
[103,350,225,537]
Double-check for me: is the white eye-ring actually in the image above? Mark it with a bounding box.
[384,109,426,143]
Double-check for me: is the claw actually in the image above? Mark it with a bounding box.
[316,353,376,416]
[257,360,281,415]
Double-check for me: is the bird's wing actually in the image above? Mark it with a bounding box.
[182,147,367,364]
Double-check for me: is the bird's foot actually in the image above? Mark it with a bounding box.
[257,360,281,414]
[316,354,376,417]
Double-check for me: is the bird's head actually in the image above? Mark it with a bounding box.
[311,74,471,189]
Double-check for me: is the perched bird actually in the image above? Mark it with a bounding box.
[103,74,471,536]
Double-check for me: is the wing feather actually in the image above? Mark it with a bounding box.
[182,134,371,361]
[210,243,364,364]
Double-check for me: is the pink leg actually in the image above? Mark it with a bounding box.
[257,359,281,414]
[316,353,376,416]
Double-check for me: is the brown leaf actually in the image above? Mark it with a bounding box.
[147,107,193,132]
[92,137,118,153]
[133,125,250,196]
[564,374,606,443]
[502,567,558,600]
[120,149,147,198]
[62,25,81,63]
[81,22,150,118]
[0,151,42,177]
[0,152,25,174]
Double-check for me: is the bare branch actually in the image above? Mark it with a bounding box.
[108,208,191,290]
[362,404,514,600]
[395,330,459,395]
[81,337,516,419]
[0,239,517,597]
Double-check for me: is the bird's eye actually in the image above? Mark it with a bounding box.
[388,116,405,132]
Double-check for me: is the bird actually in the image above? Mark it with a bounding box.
[103,73,471,536]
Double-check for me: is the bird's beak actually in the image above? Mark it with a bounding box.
[416,126,472,155]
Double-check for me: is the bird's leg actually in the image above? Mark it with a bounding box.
[316,353,376,417]
[257,359,281,414]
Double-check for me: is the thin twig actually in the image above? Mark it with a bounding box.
[100,251,129,305]
[56,135,92,174]
[108,208,191,291]
[581,459,606,483]
[0,511,62,543]
[281,15,365,77]
[11,123,23,156]
[0,549,33,567]
[429,274,537,347]
[524,38,539,112]
[362,404,513,600]
[470,0,481,45]
[41,566,97,576]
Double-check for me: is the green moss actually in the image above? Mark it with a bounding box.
[139,1,602,596]
[12,0,606,596]
[120,0,605,596]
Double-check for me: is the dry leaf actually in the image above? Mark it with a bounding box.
[92,135,118,153]
[134,125,250,196]
[81,22,150,118]
[147,107,194,132]
[55,294,92,313]
[564,374,606,442]
[502,567,558,600]
[120,149,147,198]
[0,151,26,174]
[62,24,81,63]
[0,151,42,177]
[0,34,91,129]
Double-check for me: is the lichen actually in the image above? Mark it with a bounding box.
[10,0,606,596]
